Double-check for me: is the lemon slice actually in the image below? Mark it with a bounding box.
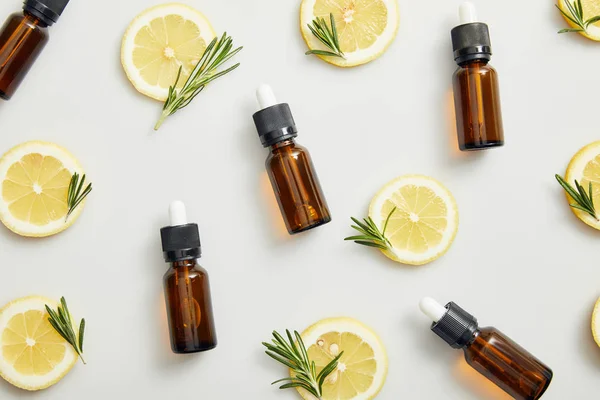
[298,317,387,400]
[0,296,78,391]
[300,0,399,67]
[592,297,600,347]
[369,175,459,265]
[564,141,600,230]
[0,141,85,237]
[121,3,216,101]
[558,0,600,41]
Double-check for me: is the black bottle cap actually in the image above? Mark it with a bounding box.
[253,103,298,147]
[24,0,70,26]
[160,223,201,263]
[451,22,492,65]
[431,302,479,349]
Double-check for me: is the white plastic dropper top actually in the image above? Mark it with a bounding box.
[459,2,478,24]
[256,84,278,110]
[169,201,188,226]
[419,297,448,323]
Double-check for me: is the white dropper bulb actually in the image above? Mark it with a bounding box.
[459,2,478,24]
[419,297,448,323]
[169,201,188,227]
[256,84,278,110]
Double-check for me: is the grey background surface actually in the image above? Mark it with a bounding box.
[0,0,599,398]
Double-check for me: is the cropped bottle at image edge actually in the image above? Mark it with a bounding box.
[252,84,332,235]
[420,298,553,400]
[451,2,505,151]
[0,0,70,100]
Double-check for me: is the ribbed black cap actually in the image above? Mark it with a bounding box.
[430,302,479,349]
[451,23,492,65]
[24,0,70,26]
[160,223,201,263]
[252,104,298,147]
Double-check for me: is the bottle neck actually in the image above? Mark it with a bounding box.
[172,258,198,268]
[23,10,49,27]
[270,139,296,152]
[458,58,489,68]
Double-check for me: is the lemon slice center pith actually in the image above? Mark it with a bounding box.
[314,0,388,52]
[2,153,70,226]
[307,331,377,399]
[382,185,448,253]
[132,14,206,89]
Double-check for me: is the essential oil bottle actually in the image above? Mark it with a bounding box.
[252,84,331,235]
[0,0,70,100]
[160,201,217,354]
[451,2,504,151]
[420,298,552,400]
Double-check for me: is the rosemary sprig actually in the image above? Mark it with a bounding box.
[305,13,345,59]
[155,33,242,130]
[66,172,92,222]
[263,330,342,399]
[345,207,397,250]
[45,297,86,364]
[556,0,600,34]
[556,174,598,220]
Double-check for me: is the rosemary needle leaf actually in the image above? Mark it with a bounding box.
[66,173,92,222]
[263,330,340,398]
[345,207,396,250]
[306,13,345,59]
[557,0,600,34]
[155,32,242,130]
[556,174,598,220]
[46,298,86,364]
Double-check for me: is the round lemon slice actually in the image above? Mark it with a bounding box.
[564,141,600,230]
[298,317,388,400]
[558,0,600,41]
[592,297,600,347]
[0,141,86,237]
[121,3,216,101]
[0,296,78,391]
[300,0,399,67]
[369,175,459,265]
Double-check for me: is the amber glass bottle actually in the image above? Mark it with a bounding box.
[0,0,70,100]
[253,85,331,234]
[161,201,217,354]
[420,298,552,400]
[451,3,504,151]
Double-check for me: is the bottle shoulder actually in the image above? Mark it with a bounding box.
[454,62,496,77]
[163,261,208,280]
[7,12,49,36]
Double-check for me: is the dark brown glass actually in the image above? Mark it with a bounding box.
[453,60,504,151]
[163,259,217,354]
[266,139,331,234]
[0,12,48,100]
[464,327,552,400]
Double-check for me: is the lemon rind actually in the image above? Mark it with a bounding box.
[121,3,217,101]
[0,296,78,391]
[368,175,459,266]
[0,141,86,238]
[299,0,400,68]
[297,317,388,400]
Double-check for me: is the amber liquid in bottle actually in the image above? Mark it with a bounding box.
[453,60,504,151]
[266,139,331,234]
[0,12,48,100]
[423,299,553,400]
[161,202,217,354]
[163,259,217,353]
[464,327,552,400]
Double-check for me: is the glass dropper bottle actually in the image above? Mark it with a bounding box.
[420,298,552,400]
